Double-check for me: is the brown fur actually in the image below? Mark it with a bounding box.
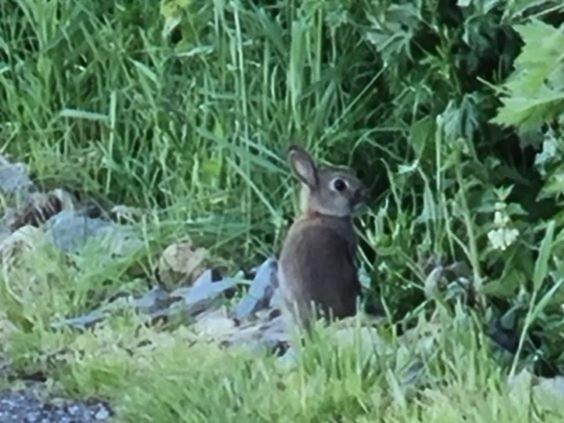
[278,145,366,329]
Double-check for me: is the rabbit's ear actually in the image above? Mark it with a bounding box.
[288,145,318,188]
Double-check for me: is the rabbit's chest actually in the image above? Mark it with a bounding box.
[278,222,358,300]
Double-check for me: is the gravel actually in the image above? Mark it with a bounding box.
[0,384,111,423]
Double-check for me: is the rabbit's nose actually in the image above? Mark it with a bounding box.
[353,187,369,204]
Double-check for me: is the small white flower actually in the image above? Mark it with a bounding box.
[488,228,520,251]
[494,209,511,228]
[494,211,504,226]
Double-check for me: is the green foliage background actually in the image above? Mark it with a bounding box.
[0,0,564,419]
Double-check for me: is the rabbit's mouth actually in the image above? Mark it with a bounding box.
[352,202,367,216]
[350,188,368,215]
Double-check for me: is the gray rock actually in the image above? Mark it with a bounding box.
[46,210,142,256]
[220,323,264,352]
[0,155,34,194]
[194,307,236,337]
[58,270,237,329]
[133,287,170,314]
[58,309,107,330]
[170,270,237,315]
[534,375,564,411]
[217,308,289,355]
[234,258,278,320]
[46,211,110,252]
[260,315,289,350]
[58,287,171,330]
[94,405,111,420]
[268,287,282,310]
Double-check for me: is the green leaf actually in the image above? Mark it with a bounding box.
[481,268,526,298]
[160,0,192,38]
[59,109,108,123]
[365,3,420,62]
[537,165,564,201]
[441,93,482,141]
[492,21,564,130]
[533,220,556,291]
[409,116,436,159]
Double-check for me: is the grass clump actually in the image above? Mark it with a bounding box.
[47,308,561,422]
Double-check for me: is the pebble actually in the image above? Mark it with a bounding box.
[0,385,111,423]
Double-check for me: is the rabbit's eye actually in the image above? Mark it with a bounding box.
[331,178,348,192]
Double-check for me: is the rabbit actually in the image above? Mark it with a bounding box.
[278,144,368,330]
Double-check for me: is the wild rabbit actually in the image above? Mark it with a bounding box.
[278,145,367,330]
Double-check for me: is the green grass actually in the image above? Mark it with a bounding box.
[0,224,560,421]
[3,263,562,422]
[1,0,564,421]
[3,290,563,422]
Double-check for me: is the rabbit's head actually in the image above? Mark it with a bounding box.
[288,145,367,218]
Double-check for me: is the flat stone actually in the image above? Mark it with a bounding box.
[534,376,564,411]
[46,211,110,252]
[133,287,170,314]
[0,155,34,194]
[260,315,289,351]
[194,307,236,337]
[46,210,142,256]
[170,270,236,315]
[58,309,107,330]
[234,258,278,320]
